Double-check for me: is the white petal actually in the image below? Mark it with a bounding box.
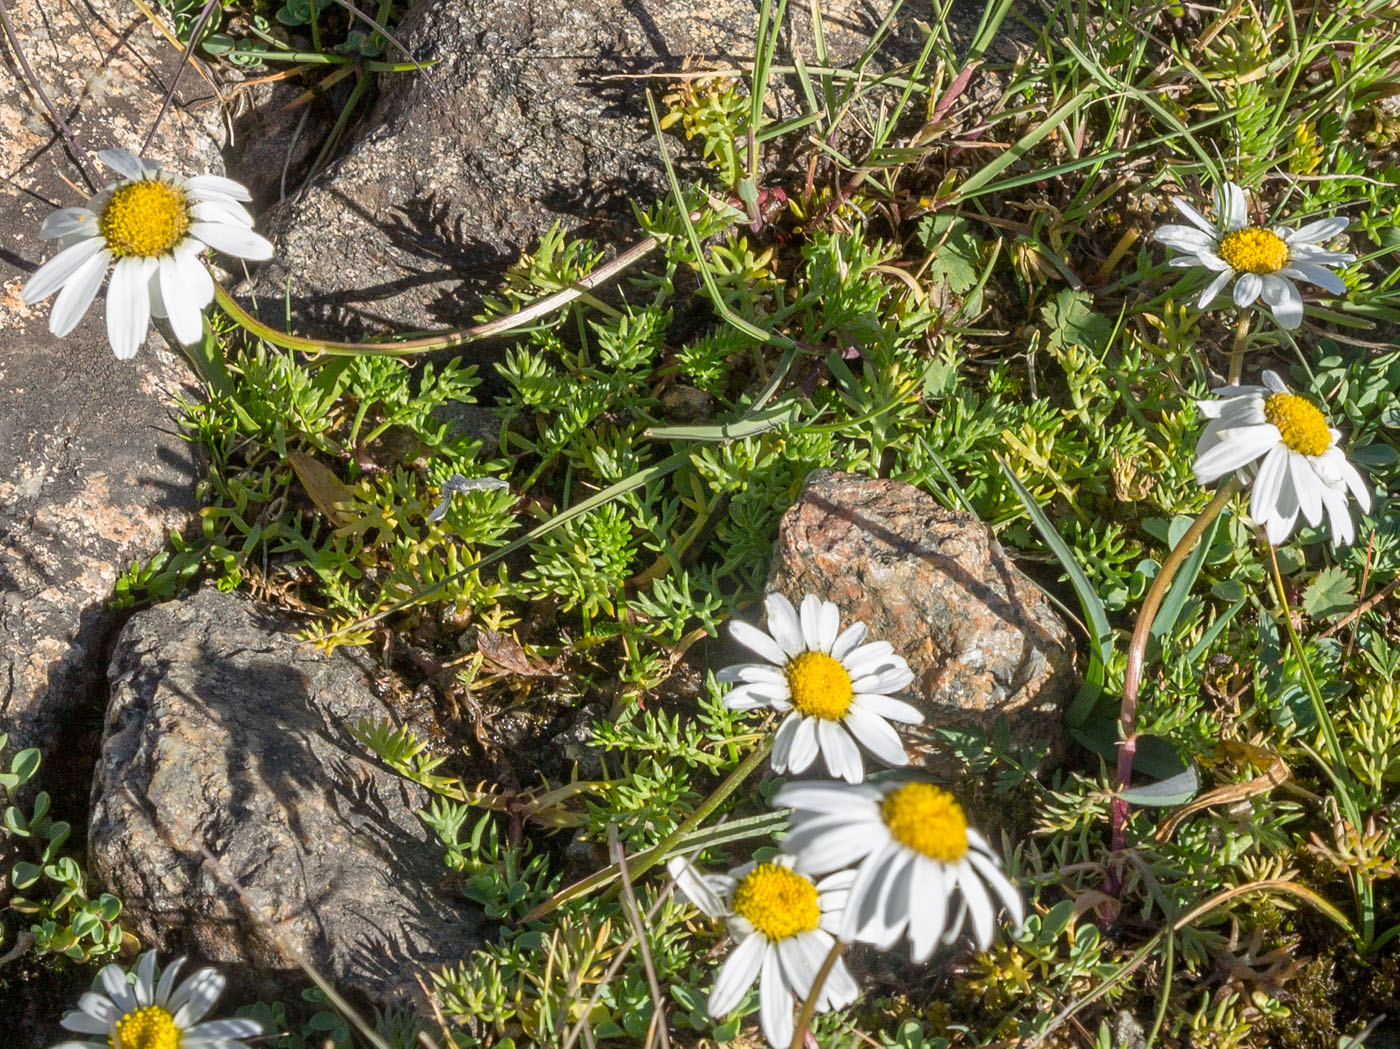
[819,955,860,1011]
[908,860,948,962]
[97,148,149,179]
[191,198,255,228]
[1221,182,1248,229]
[1319,480,1356,547]
[184,1019,265,1041]
[771,712,804,771]
[134,951,158,1006]
[60,1011,111,1036]
[724,683,789,710]
[154,957,187,1007]
[842,706,909,767]
[1194,425,1278,483]
[188,221,274,261]
[729,621,788,666]
[100,964,136,1014]
[1154,224,1217,253]
[787,716,821,773]
[1281,262,1346,295]
[849,665,915,694]
[817,719,865,783]
[668,857,729,918]
[783,819,886,875]
[966,850,1025,929]
[764,593,806,657]
[105,256,155,359]
[40,206,98,240]
[159,254,205,345]
[1170,198,1218,234]
[1250,444,1290,525]
[758,948,794,1049]
[799,595,825,651]
[48,248,113,337]
[774,780,882,816]
[829,622,867,660]
[858,850,914,950]
[1233,271,1262,307]
[851,693,923,723]
[170,968,225,1027]
[1261,371,1287,394]
[1289,452,1323,526]
[959,866,997,950]
[842,842,902,940]
[184,174,254,202]
[1260,274,1303,329]
[1287,216,1347,245]
[816,601,840,652]
[22,235,106,303]
[708,933,766,1017]
[1336,454,1372,511]
[48,1042,105,1049]
[1196,268,1233,309]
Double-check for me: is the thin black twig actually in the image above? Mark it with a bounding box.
[0,0,101,187]
[141,0,221,154]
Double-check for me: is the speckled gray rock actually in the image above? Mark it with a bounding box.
[766,470,1076,773]
[90,588,481,1007]
[247,0,943,336]
[0,0,224,771]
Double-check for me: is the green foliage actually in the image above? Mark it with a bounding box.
[104,0,1400,1045]
[0,739,123,962]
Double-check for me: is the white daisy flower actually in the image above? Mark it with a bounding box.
[718,593,922,783]
[49,949,262,1049]
[1194,370,1372,546]
[22,147,274,359]
[1152,180,1355,330]
[668,853,859,1049]
[774,779,1023,962]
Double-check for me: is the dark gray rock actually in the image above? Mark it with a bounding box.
[0,0,222,774]
[90,588,480,1007]
[765,470,1077,774]
[246,0,943,337]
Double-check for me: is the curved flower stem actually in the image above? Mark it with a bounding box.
[1111,478,1241,855]
[1226,310,1251,386]
[788,939,846,1049]
[209,228,666,357]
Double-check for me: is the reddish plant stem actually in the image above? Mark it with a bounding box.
[1111,479,1241,858]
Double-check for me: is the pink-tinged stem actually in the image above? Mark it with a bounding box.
[1111,479,1241,858]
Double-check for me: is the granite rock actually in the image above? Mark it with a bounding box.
[766,470,1076,773]
[90,588,480,1007]
[0,0,224,775]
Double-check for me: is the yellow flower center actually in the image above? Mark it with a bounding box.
[110,1005,180,1049]
[99,180,191,258]
[784,651,855,720]
[732,863,821,941]
[880,783,969,862]
[1263,392,1331,457]
[1217,227,1289,275]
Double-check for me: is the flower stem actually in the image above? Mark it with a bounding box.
[788,939,845,1049]
[1227,310,1251,386]
[1112,478,1241,855]
[209,228,664,357]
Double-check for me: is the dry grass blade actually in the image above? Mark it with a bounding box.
[608,825,670,1049]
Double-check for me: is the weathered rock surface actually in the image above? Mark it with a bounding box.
[246,0,945,337]
[0,0,222,770]
[90,588,480,1006]
[766,470,1076,772]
